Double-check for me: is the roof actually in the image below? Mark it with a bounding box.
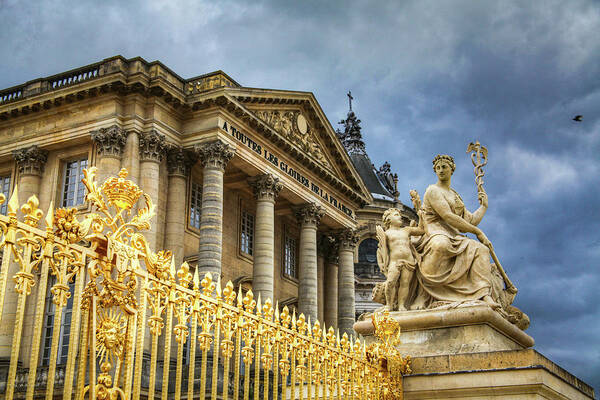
[349,153,394,198]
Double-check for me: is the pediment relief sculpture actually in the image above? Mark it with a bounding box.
[255,110,331,168]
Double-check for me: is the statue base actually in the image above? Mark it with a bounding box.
[354,306,595,399]
[354,304,534,357]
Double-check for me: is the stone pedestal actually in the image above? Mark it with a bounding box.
[403,350,595,399]
[354,305,534,357]
[354,306,595,399]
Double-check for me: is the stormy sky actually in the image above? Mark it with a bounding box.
[1,0,599,391]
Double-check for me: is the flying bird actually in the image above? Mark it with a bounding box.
[573,115,583,122]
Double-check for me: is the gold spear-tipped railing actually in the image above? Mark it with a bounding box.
[0,167,409,400]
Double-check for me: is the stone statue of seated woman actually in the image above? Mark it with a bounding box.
[372,154,529,330]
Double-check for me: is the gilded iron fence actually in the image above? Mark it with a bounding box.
[0,167,408,400]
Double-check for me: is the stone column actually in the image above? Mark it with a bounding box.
[324,237,339,329]
[90,125,127,183]
[247,174,282,303]
[165,146,195,267]
[139,130,166,251]
[317,235,327,323]
[194,140,235,280]
[12,145,48,203]
[295,203,324,323]
[123,131,140,183]
[337,228,358,336]
[1,146,48,360]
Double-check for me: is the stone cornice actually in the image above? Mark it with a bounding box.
[247,173,283,202]
[0,56,371,208]
[90,125,127,159]
[12,145,48,177]
[0,56,240,118]
[139,130,167,163]
[293,203,324,227]
[194,140,235,172]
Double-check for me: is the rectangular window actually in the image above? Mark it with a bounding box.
[284,234,298,278]
[189,181,202,229]
[240,210,255,256]
[62,158,88,207]
[0,175,10,215]
[41,277,75,366]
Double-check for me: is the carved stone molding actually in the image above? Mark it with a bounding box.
[255,110,330,168]
[293,203,324,227]
[247,173,283,202]
[337,228,359,251]
[90,125,127,159]
[12,145,48,177]
[194,140,235,172]
[139,130,167,162]
[166,145,196,177]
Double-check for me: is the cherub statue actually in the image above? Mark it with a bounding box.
[376,208,424,311]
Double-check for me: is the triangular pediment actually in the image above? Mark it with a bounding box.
[252,109,333,169]
[220,88,372,205]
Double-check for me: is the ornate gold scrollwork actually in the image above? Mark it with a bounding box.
[0,166,408,400]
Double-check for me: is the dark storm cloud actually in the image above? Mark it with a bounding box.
[1,0,599,390]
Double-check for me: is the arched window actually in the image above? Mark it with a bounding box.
[358,238,378,263]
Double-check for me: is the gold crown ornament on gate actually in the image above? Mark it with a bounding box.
[52,167,157,250]
[81,167,156,235]
[100,168,143,211]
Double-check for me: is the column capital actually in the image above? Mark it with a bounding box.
[12,145,48,177]
[166,145,196,177]
[294,203,324,227]
[337,228,359,251]
[139,130,167,162]
[90,125,127,159]
[194,140,235,172]
[248,173,283,202]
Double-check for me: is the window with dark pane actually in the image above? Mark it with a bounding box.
[189,181,202,229]
[358,238,378,263]
[0,175,10,215]
[62,158,88,207]
[240,210,254,256]
[41,277,75,366]
[284,234,298,278]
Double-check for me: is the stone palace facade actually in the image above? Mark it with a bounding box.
[0,56,414,374]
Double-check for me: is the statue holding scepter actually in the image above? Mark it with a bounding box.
[370,146,528,329]
[467,141,517,298]
[408,149,528,329]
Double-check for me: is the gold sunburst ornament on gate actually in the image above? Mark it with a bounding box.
[96,309,126,364]
[0,165,408,400]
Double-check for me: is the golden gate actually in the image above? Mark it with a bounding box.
[0,167,408,399]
